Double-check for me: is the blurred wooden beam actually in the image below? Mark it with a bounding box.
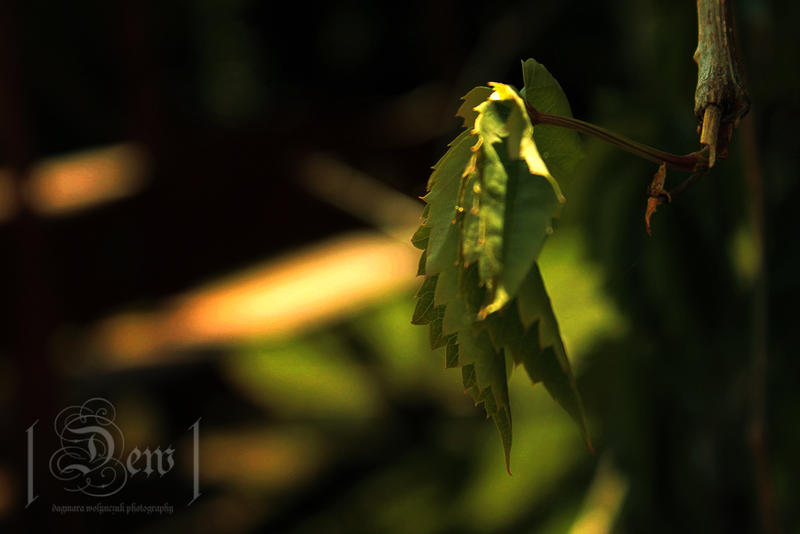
[78,230,420,372]
[299,152,422,241]
[0,143,149,221]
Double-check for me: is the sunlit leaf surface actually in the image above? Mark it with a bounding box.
[411,59,591,467]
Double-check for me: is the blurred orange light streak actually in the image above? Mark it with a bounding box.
[0,143,148,220]
[83,231,420,370]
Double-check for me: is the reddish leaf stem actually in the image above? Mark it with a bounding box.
[526,103,706,172]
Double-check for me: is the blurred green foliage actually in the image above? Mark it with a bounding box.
[216,231,626,533]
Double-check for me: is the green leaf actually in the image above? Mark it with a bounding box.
[517,264,592,452]
[496,157,559,306]
[469,84,565,317]
[426,222,460,276]
[412,224,431,276]
[483,301,525,360]
[434,262,459,308]
[429,305,448,350]
[411,58,591,470]
[425,129,472,193]
[441,282,471,341]
[445,335,459,368]
[474,141,507,287]
[424,132,474,275]
[457,326,512,473]
[411,224,430,250]
[489,83,553,186]
[462,363,476,389]
[521,58,583,182]
[416,250,427,276]
[521,58,571,118]
[458,262,486,314]
[473,98,510,146]
[456,86,492,128]
[438,272,513,470]
[411,275,438,325]
[423,86,496,276]
[460,154,482,267]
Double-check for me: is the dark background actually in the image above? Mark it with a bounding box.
[1,0,798,532]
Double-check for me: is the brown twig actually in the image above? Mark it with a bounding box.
[694,0,750,167]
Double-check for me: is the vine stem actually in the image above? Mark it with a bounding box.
[525,102,707,173]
